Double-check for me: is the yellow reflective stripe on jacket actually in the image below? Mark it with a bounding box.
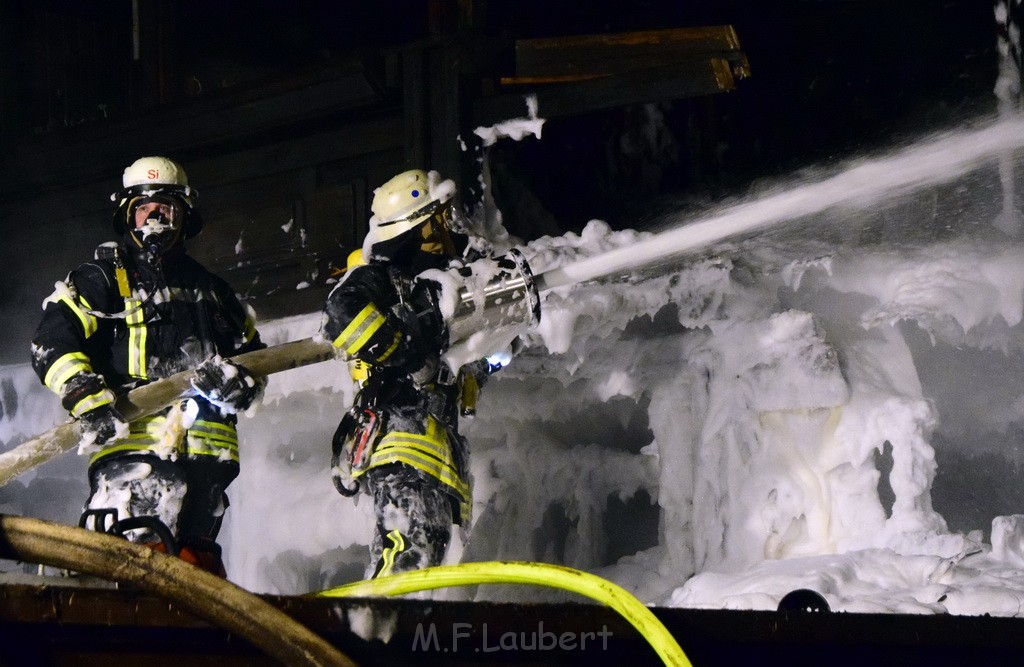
[88,416,169,464]
[333,303,386,356]
[376,332,401,363]
[43,352,93,393]
[243,316,258,344]
[365,445,470,501]
[70,389,113,417]
[186,420,240,461]
[89,415,239,465]
[57,294,98,339]
[359,420,470,502]
[125,297,147,379]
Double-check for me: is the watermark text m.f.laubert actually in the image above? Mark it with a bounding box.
[413,621,613,653]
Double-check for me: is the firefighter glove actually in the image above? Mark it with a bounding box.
[191,356,267,414]
[61,372,127,445]
[78,404,129,446]
[409,277,448,350]
[61,372,108,414]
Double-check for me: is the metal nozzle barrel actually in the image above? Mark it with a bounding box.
[447,248,541,345]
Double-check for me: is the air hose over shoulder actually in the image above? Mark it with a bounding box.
[0,514,355,667]
[316,560,692,667]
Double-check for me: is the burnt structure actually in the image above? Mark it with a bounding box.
[0,1,996,365]
[0,0,755,365]
[2,581,1024,666]
[0,0,1011,661]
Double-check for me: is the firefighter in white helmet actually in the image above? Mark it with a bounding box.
[30,156,267,576]
[321,168,511,577]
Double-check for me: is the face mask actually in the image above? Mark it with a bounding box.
[128,197,183,255]
[419,212,456,256]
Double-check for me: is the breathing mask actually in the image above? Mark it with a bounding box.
[128,195,183,255]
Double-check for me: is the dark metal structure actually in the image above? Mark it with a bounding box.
[0,3,1008,662]
[0,0,747,365]
[1,581,1022,666]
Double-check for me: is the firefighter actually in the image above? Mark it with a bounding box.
[322,169,509,577]
[30,156,266,576]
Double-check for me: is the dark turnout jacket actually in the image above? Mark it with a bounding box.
[31,238,263,467]
[322,249,491,524]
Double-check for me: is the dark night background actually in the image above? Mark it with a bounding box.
[0,5,1022,663]
[0,0,1004,363]
[174,0,999,227]
[0,0,1000,221]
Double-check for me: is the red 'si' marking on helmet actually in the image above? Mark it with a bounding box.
[148,169,159,179]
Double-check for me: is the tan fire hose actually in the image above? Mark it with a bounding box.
[0,337,337,487]
[0,514,355,667]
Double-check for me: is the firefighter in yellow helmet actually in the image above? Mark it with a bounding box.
[30,156,267,576]
[321,169,511,577]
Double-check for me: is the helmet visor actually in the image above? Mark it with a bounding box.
[129,195,182,231]
[127,195,183,254]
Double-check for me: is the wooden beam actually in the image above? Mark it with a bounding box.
[0,62,390,205]
[474,59,736,127]
[514,26,746,79]
[469,25,749,129]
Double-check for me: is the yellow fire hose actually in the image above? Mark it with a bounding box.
[317,560,692,667]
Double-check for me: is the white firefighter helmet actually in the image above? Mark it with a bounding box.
[122,156,189,190]
[111,156,202,239]
[363,169,455,259]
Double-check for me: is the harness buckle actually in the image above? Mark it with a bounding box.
[436,363,456,386]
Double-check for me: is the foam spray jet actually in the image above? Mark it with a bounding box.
[3,116,1024,486]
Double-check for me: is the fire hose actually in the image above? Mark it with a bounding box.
[316,561,692,667]
[0,337,337,487]
[0,249,541,488]
[0,514,355,666]
[10,112,1024,487]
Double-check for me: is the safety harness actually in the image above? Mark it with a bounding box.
[51,243,242,465]
[330,267,472,523]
